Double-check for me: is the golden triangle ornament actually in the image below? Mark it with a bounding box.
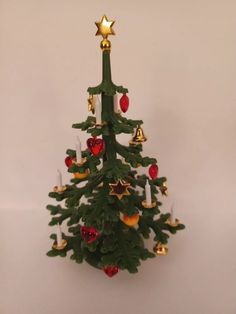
[129,125,147,145]
[109,180,131,200]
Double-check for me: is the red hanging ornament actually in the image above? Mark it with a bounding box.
[103,265,119,277]
[65,156,74,167]
[120,94,129,113]
[149,164,158,179]
[80,226,99,244]
[87,137,105,156]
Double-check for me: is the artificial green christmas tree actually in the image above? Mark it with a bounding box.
[47,15,185,277]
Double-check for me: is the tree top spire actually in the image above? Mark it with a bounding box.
[95,15,115,51]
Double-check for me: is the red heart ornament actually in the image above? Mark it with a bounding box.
[149,164,159,179]
[87,137,105,156]
[80,226,99,244]
[103,266,119,277]
[65,156,75,167]
[119,94,129,113]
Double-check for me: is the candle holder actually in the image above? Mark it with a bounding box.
[142,200,156,208]
[52,239,67,250]
[133,163,141,168]
[166,218,180,227]
[114,109,121,114]
[72,158,90,179]
[53,185,67,194]
[72,157,87,166]
[94,121,107,128]
[153,242,168,256]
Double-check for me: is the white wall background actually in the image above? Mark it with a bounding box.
[1,0,236,313]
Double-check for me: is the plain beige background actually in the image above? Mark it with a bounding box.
[1,0,236,313]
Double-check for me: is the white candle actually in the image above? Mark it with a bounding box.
[76,136,82,163]
[56,223,62,247]
[145,179,152,206]
[113,94,118,113]
[57,170,63,191]
[95,95,102,124]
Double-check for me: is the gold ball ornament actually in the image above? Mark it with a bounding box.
[100,39,111,51]
[122,213,140,227]
[73,169,90,179]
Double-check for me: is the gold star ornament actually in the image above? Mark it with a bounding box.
[109,180,131,200]
[160,182,168,196]
[88,95,95,114]
[95,15,115,39]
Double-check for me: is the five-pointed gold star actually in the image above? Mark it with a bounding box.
[95,15,115,39]
[109,180,130,200]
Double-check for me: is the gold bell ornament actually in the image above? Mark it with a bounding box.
[153,242,168,256]
[129,125,147,145]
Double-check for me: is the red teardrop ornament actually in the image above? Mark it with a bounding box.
[87,137,105,156]
[149,164,158,179]
[65,156,74,167]
[80,226,99,244]
[103,266,119,277]
[120,94,129,113]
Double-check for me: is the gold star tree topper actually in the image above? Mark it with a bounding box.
[109,180,131,200]
[95,15,115,39]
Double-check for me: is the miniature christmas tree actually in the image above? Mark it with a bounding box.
[47,15,185,277]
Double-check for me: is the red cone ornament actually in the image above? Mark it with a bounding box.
[87,137,105,156]
[103,265,119,277]
[80,226,99,244]
[65,156,74,167]
[119,94,129,113]
[149,164,158,179]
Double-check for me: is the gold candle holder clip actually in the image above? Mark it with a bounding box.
[166,218,180,227]
[153,242,168,256]
[53,186,67,194]
[142,200,156,209]
[52,239,67,250]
